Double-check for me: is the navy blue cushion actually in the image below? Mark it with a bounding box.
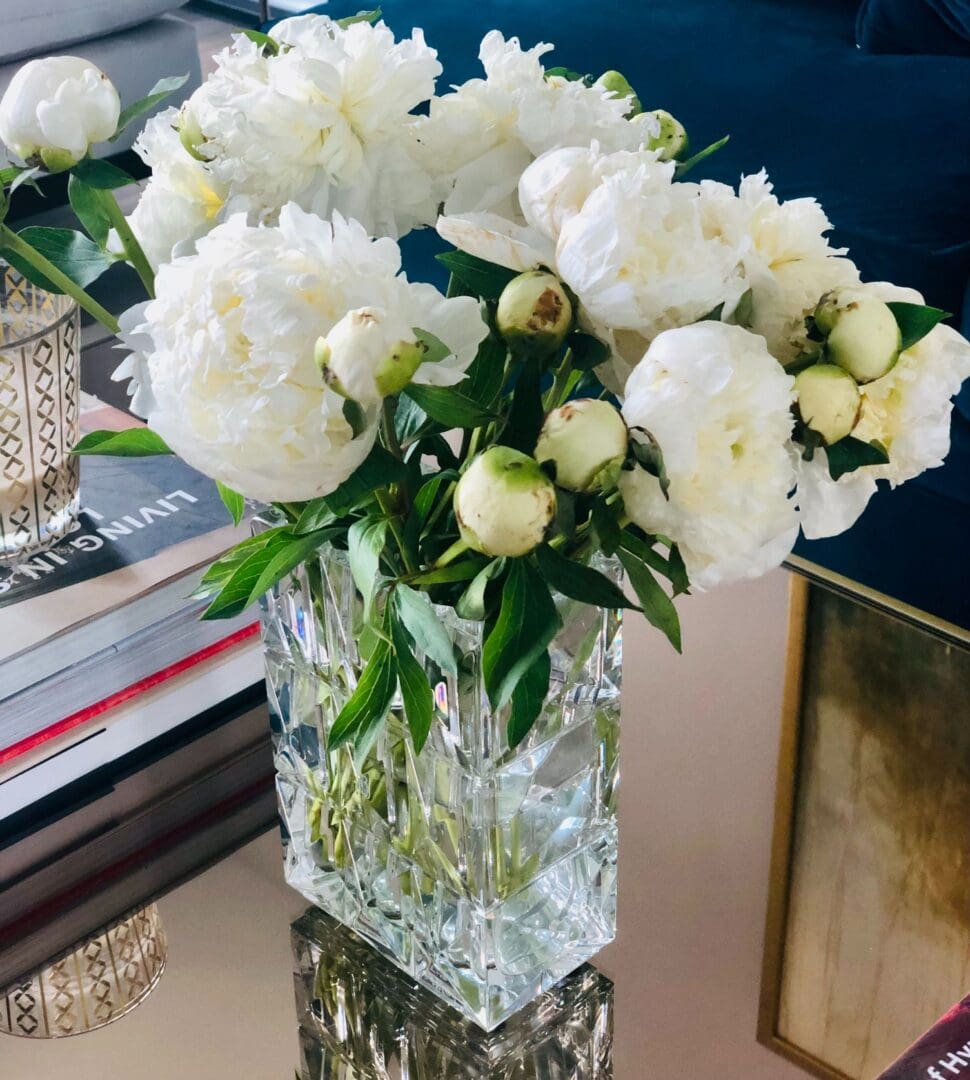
[857,0,970,55]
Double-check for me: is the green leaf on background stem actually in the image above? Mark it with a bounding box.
[247,529,339,608]
[435,251,518,301]
[393,583,458,676]
[190,528,290,599]
[674,134,729,178]
[336,8,382,28]
[9,166,41,195]
[321,444,407,517]
[824,435,890,481]
[199,530,298,618]
[628,427,670,500]
[1,227,115,293]
[348,516,389,623]
[412,326,451,365]
[456,557,505,621]
[72,428,172,456]
[293,500,336,535]
[70,158,135,190]
[241,29,280,55]
[68,175,111,247]
[591,498,622,555]
[390,612,433,752]
[617,529,672,578]
[216,481,246,526]
[413,470,458,529]
[886,301,949,352]
[482,558,561,711]
[394,393,433,445]
[617,546,682,652]
[463,330,507,407]
[501,360,543,454]
[328,627,397,750]
[534,544,639,610]
[507,649,551,748]
[403,383,497,429]
[667,544,691,596]
[568,331,611,372]
[111,74,190,142]
[406,560,483,586]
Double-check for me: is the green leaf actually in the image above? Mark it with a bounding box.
[393,584,458,676]
[699,302,725,322]
[463,329,507,409]
[190,528,289,599]
[435,251,518,301]
[616,529,671,578]
[328,631,397,750]
[247,529,338,609]
[199,531,299,619]
[413,470,458,528]
[348,516,389,622]
[394,393,434,445]
[534,544,638,610]
[667,544,691,596]
[216,481,245,526]
[241,29,280,55]
[456,557,505,620]
[591,498,622,555]
[72,428,172,456]
[70,158,135,190]
[336,8,382,28]
[617,548,682,652]
[402,383,497,429]
[824,435,890,481]
[294,498,337,535]
[391,613,433,752]
[322,444,407,516]
[412,326,451,365]
[482,559,561,711]
[628,427,670,500]
[111,74,191,141]
[568,331,611,372]
[406,560,483,586]
[340,397,368,439]
[8,166,41,195]
[68,175,111,247]
[501,359,543,454]
[886,301,950,352]
[674,134,729,178]
[507,649,551,748]
[2,227,115,292]
[544,66,590,84]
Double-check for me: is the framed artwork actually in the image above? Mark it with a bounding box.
[759,574,970,1080]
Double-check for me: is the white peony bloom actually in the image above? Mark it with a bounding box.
[124,16,440,263]
[123,110,228,269]
[619,323,798,588]
[416,32,653,217]
[0,56,120,171]
[793,282,970,538]
[112,205,486,503]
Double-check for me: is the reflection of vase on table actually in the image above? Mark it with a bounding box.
[0,261,80,561]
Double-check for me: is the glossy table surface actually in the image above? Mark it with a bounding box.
[1,571,956,1079]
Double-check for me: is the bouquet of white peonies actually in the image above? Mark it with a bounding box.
[2,11,968,750]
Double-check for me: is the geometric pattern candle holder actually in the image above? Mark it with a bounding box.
[0,260,80,562]
[0,905,167,1039]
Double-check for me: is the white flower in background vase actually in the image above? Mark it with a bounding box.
[415,32,654,218]
[125,15,441,266]
[795,282,970,538]
[619,322,799,588]
[0,56,120,171]
[113,204,486,503]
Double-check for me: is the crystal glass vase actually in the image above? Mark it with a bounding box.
[263,542,621,1030]
[0,261,80,562]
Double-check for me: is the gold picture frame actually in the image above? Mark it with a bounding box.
[759,573,970,1080]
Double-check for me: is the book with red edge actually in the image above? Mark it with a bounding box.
[876,996,970,1079]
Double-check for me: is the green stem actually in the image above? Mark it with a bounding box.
[376,487,416,575]
[101,190,155,298]
[381,396,404,461]
[433,536,470,569]
[0,223,119,333]
[543,348,574,410]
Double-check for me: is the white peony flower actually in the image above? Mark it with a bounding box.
[112,205,486,503]
[0,56,120,171]
[123,110,228,269]
[619,323,798,588]
[124,16,441,264]
[794,282,970,538]
[416,32,653,217]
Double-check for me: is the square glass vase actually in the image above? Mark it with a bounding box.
[262,539,621,1031]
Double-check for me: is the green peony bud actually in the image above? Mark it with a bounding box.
[794,364,861,445]
[535,398,628,492]
[177,104,207,162]
[814,288,901,383]
[496,271,573,359]
[454,446,556,557]
[596,70,642,116]
[644,109,688,161]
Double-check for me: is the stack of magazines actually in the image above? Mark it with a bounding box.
[0,397,264,823]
